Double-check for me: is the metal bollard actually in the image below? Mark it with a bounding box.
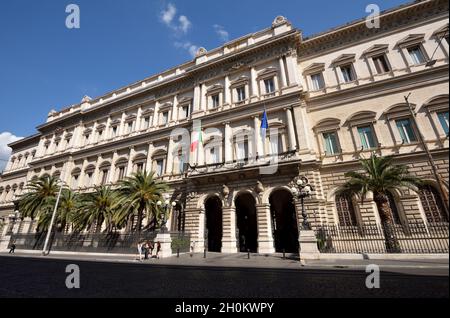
[247,249,250,259]
[204,248,207,258]
[177,249,180,258]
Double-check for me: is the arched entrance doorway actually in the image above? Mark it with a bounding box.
[270,189,299,253]
[235,193,258,253]
[205,196,223,252]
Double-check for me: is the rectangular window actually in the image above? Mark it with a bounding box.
[86,172,93,187]
[101,170,109,185]
[236,86,246,102]
[84,134,90,145]
[264,78,275,94]
[372,55,390,74]
[136,163,144,173]
[182,105,190,119]
[357,126,377,149]
[210,147,219,164]
[71,175,79,188]
[236,139,249,161]
[118,167,125,181]
[178,155,186,174]
[142,117,150,129]
[156,159,164,176]
[112,126,118,137]
[396,118,418,144]
[340,64,355,83]
[161,112,169,125]
[126,122,134,134]
[98,130,103,141]
[310,73,325,91]
[211,95,220,108]
[408,46,426,65]
[323,132,340,155]
[438,111,449,135]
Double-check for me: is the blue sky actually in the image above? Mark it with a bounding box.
[0,0,409,166]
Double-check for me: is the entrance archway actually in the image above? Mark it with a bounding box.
[235,193,258,253]
[270,189,299,253]
[205,196,223,252]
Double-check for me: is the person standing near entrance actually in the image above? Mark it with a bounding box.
[9,242,16,254]
[156,241,161,259]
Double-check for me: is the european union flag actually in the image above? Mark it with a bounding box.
[261,110,269,140]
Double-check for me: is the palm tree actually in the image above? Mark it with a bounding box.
[18,176,60,222]
[73,186,118,233]
[114,171,168,233]
[336,155,422,252]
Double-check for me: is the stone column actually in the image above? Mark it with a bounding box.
[193,84,201,112]
[224,76,231,106]
[222,206,238,253]
[166,137,175,175]
[146,142,154,173]
[93,155,102,186]
[253,116,263,160]
[126,147,135,177]
[135,107,143,131]
[279,57,288,88]
[285,53,300,87]
[172,95,179,122]
[285,108,297,151]
[200,84,207,112]
[224,122,232,163]
[152,101,160,127]
[78,158,88,188]
[256,204,275,254]
[250,67,258,101]
[119,112,127,136]
[109,151,118,183]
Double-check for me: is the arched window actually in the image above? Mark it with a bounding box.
[387,192,402,225]
[335,194,358,226]
[419,185,448,223]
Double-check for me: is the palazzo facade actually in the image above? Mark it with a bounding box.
[1,0,448,254]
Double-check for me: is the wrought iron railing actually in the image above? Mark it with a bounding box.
[315,222,449,254]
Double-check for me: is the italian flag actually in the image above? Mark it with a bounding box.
[190,123,203,153]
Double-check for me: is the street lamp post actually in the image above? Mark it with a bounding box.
[42,181,64,256]
[291,176,314,231]
[157,194,177,233]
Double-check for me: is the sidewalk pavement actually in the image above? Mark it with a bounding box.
[1,251,448,276]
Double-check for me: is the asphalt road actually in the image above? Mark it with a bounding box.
[0,256,448,298]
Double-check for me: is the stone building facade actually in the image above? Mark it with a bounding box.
[0,0,448,254]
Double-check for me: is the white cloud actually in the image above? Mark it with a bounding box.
[174,41,199,58]
[161,3,177,26]
[0,132,22,172]
[214,24,230,42]
[160,3,192,34]
[178,15,192,34]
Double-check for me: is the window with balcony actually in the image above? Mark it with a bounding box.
[323,132,340,155]
[117,166,126,181]
[438,111,449,135]
[161,111,169,126]
[264,78,275,94]
[211,94,220,109]
[372,54,391,74]
[340,64,356,83]
[310,73,325,91]
[210,147,219,164]
[357,126,377,150]
[155,159,165,177]
[407,45,426,65]
[396,118,417,144]
[236,86,246,103]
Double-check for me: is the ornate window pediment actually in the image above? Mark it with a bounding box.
[84,164,96,173]
[133,153,147,163]
[230,76,249,88]
[383,103,416,120]
[303,63,325,75]
[125,114,137,122]
[345,111,377,126]
[396,34,425,48]
[257,67,278,79]
[83,128,93,136]
[424,95,449,113]
[115,157,128,167]
[331,54,356,66]
[314,118,341,132]
[159,102,173,111]
[141,108,155,116]
[152,149,167,159]
[96,124,106,131]
[206,84,224,95]
[433,24,449,38]
[71,167,81,176]
[362,44,389,57]
[99,161,111,169]
[110,119,121,126]
[178,96,193,105]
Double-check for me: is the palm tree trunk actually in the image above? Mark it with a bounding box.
[137,204,145,233]
[374,192,401,253]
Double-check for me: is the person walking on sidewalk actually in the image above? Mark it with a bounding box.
[148,241,154,258]
[156,241,161,259]
[9,242,16,254]
[137,241,144,261]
